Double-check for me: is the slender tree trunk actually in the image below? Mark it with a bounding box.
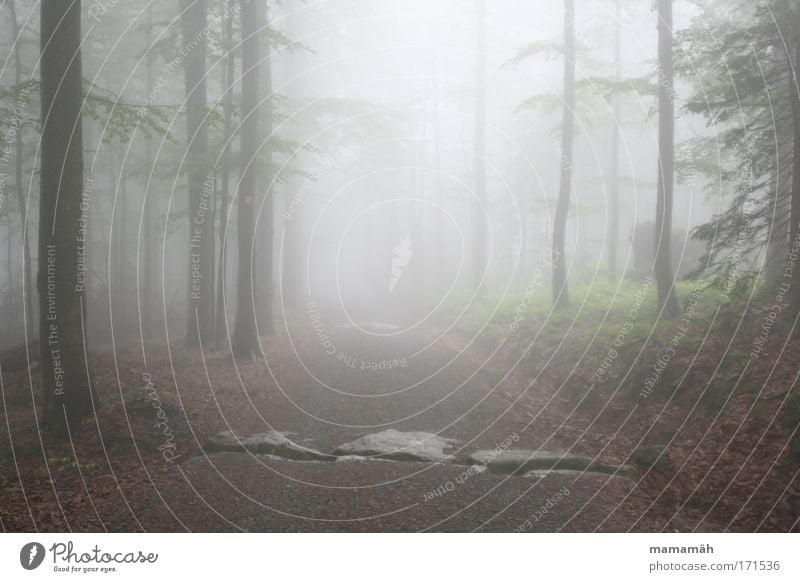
[180,0,214,346]
[765,125,791,288]
[6,217,13,327]
[118,162,128,326]
[789,38,800,314]
[232,0,261,358]
[282,9,301,311]
[473,0,488,294]
[552,0,575,309]
[257,0,275,335]
[434,76,445,290]
[654,0,680,317]
[216,0,234,348]
[9,0,34,339]
[608,0,621,282]
[40,0,93,434]
[142,4,156,340]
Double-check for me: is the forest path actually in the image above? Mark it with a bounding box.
[128,322,683,532]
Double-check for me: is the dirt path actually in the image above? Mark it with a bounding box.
[115,322,682,532]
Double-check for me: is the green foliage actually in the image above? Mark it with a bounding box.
[84,83,174,144]
[678,0,799,278]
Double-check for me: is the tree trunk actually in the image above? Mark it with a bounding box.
[552,0,575,309]
[39,0,94,434]
[6,216,13,327]
[765,125,791,288]
[608,0,621,282]
[257,0,275,335]
[9,0,34,339]
[216,0,234,348]
[654,0,680,317]
[789,38,800,313]
[232,0,261,358]
[473,0,487,294]
[434,76,445,290]
[282,8,301,311]
[180,0,214,346]
[142,4,156,340]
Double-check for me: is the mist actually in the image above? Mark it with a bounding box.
[1,0,799,536]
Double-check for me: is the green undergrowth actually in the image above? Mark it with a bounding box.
[442,277,774,406]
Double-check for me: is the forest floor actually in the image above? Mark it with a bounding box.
[1,307,800,532]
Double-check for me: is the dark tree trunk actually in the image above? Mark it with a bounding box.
[257,0,275,335]
[9,0,34,339]
[281,14,302,311]
[232,0,261,358]
[39,0,94,434]
[473,0,487,294]
[142,4,157,340]
[552,0,575,309]
[608,0,621,282]
[654,0,680,317]
[6,216,13,326]
[765,125,791,289]
[434,76,445,290]
[216,0,234,348]
[790,38,800,313]
[180,0,214,346]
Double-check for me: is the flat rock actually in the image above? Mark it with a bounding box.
[206,430,330,462]
[468,449,637,480]
[333,429,458,463]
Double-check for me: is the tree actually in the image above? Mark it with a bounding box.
[654,0,680,317]
[255,0,275,335]
[552,0,575,309]
[180,0,214,346]
[473,0,488,294]
[607,0,622,282]
[680,1,794,293]
[216,0,235,347]
[8,0,34,339]
[787,9,800,314]
[232,0,260,358]
[142,4,157,340]
[281,9,303,311]
[39,0,94,433]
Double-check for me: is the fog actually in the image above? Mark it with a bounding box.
[3,0,798,535]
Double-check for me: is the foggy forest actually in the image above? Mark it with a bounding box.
[1,0,800,533]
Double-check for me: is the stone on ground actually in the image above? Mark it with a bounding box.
[468,449,637,480]
[206,430,329,461]
[333,429,458,463]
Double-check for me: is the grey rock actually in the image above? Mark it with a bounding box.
[468,449,637,480]
[206,430,330,461]
[333,429,458,463]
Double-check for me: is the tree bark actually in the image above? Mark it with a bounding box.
[256,0,275,335]
[9,0,34,339]
[216,0,234,348]
[434,76,445,290]
[282,7,301,311]
[789,37,800,313]
[552,0,575,309]
[608,0,621,282]
[473,0,488,294]
[39,0,94,433]
[654,0,680,317]
[180,0,214,346]
[232,0,261,358]
[142,3,157,340]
